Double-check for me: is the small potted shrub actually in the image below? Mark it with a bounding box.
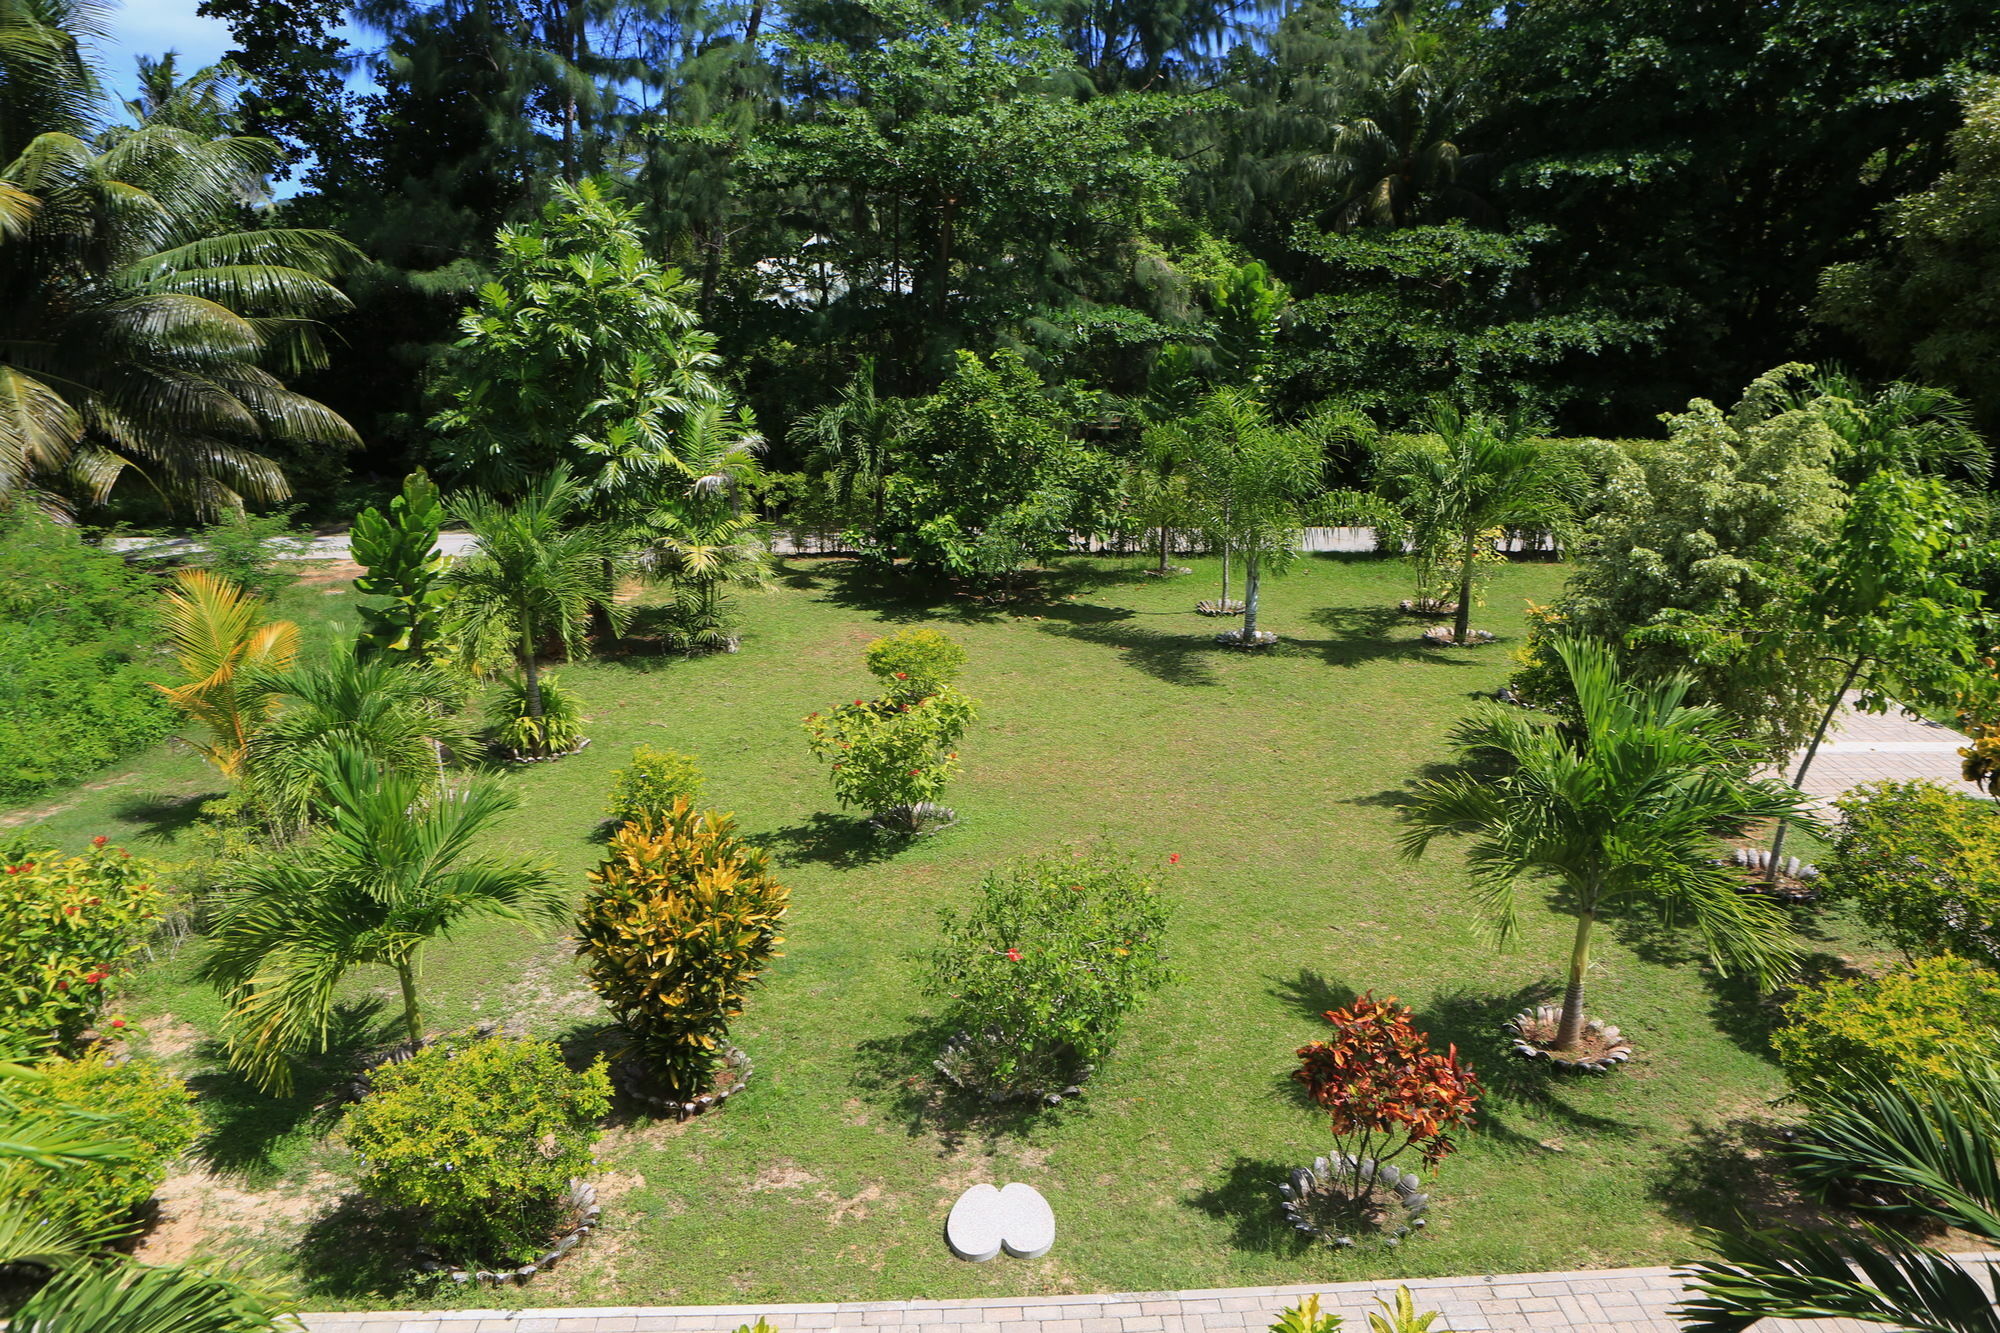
[343,1031,610,1279]
[803,630,978,835]
[9,1053,199,1239]
[603,746,705,831]
[0,836,163,1053]
[575,800,788,1112]
[486,672,586,761]
[1282,993,1479,1247]
[923,846,1171,1103]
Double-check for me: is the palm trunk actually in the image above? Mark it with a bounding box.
[1554,905,1597,1051]
[1453,527,1477,644]
[397,957,423,1045]
[1241,551,1262,640]
[1156,524,1171,574]
[521,608,544,720]
[1220,542,1232,605]
[1768,656,1865,878]
[591,556,618,644]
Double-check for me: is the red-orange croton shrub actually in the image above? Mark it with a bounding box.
[1293,992,1480,1198]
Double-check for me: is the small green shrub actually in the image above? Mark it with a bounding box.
[864,628,968,700]
[0,510,177,805]
[802,690,976,824]
[923,846,1171,1098]
[186,507,311,601]
[604,747,705,829]
[12,1053,200,1235]
[576,801,789,1099]
[1773,954,2000,1093]
[0,837,165,1054]
[486,673,585,758]
[344,1032,610,1264]
[1826,780,2000,966]
[1271,1294,1342,1333]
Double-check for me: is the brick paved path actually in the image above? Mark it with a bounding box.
[1768,694,1983,816]
[300,1256,1969,1333]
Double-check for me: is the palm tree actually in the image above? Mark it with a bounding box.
[1371,404,1575,644]
[2,122,360,514]
[199,747,565,1092]
[443,468,626,731]
[152,569,300,782]
[1679,1061,2000,1331]
[0,0,103,161]
[1401,637,1810,1055]
[242,650,470,831]
[787,356,906,527]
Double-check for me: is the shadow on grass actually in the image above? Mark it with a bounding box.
[187,1002,387,1182]
[1271,968,1359,1025]
[1287,605,1479,672]
[1186,1156,1316,1257]
[293,1192,429,1301]
[1648,1117,1831,1235]
[112,789,221,841]
[777,556,1154,627]
[1423,984,1638,1145]
[849,1016,1055,1152]
[760,813,906,870]
[1037,616,1221,688]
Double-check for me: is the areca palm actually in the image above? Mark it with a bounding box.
[787,355,906,526]
[199,747,565,1093]
[152,569,300,782]
[0,0,103,162]
[443,468,627,728]
[242,650,470,831]
[1372,404,1575,643]
[1679,1062,2000,1331]
[1,116,359,514]
[1401,636,1810,1054]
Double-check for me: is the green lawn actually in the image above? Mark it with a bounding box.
[14,552,1850,1309]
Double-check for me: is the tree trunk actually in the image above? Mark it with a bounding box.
[1241,551,1262,640]
[1453,527,1477,644]
[397,957,423,1045]
[1156,524,1170,574]
[1554,907,1597,1051]
[591,556,618,645]
[1768,656,1866,877]
[521,608,545,720]
[1220,542,1232,605]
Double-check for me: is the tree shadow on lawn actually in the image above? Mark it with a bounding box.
[112,789,223,842]
[1186,1156,1317,1257]
[1037,616,1222,688]
[1287,605,1486,672]
[293,1192,430,1301]
[1423,984,1639,1146]
[778,556,1153,627]
[187,1002,387,1182]
[1648,1116,1837,1236]
[759,812,907,870]
[849,1016,1059,1152]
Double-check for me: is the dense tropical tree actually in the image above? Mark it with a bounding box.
[199,747,565,1092]
[1680,1060,2000,1331]
[152,570,299,782]
[787,356,907,529]
[1371,404,1575,643]
[1402,637,1810,1055]
[442,468,625,728]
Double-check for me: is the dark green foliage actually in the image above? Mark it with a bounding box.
[351,470,447,659]
[184,508,309,601]
[0,511,175,804]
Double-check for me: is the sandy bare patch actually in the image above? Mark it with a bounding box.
[140,1014,202,1059]
[821,1182,885,1224]
[133,1168,340,1266]
[495,940,600,1027]
[750,1160,817,1192]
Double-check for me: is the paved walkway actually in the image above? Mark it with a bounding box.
[299,1256,1959,1333]
[1770,694,1984,815]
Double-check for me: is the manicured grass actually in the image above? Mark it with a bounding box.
[15,553,1859,1309]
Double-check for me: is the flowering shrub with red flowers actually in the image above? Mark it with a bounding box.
[0,836,162,1053]
[863,627,968,701]
[923,846,1171,1099]
[1293,993,1480,1199]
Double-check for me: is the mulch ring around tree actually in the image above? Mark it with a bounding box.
[1506,1006,1633,1072]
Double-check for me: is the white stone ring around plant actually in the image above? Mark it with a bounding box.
[945,1182,1055,1261]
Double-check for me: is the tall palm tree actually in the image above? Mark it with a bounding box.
[199,747,565,1093]
[152,569,299,782]
[242,650,469,831]
[2,101,359,513]
[1372,404,1575,643]
[443,468,626,728]
[1680,1061,2000,1331]
[1401,637,1810,1054]
[0,0,104,161]
[787,356,906,526]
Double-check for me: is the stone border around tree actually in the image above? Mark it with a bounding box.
[416,1179,601,1287]
[934,1031,1093,1107]
[1195,599,1245,617]
[612,1044,753,1120]
[502,736,592,765]
[1505,1006,1632,1072]
[1215,628,1278,649]
[1277,1154,1430,1247]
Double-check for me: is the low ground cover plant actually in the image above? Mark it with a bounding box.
[576,800,788,1100]
[344,1032,610,1265]
[924,846,1171,1100]
[487,672,585,759]
[0,838,163,1054]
